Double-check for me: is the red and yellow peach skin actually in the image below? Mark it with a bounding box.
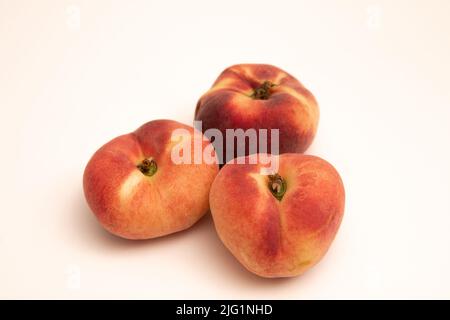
[83,119,219,240]
[209,154,345,278]
[195,64,319,160]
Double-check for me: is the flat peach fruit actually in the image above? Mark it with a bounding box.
[209,154,344,278]
[83,119,219,240]
[195,64,319,162]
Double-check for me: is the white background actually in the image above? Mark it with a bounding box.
[1,0,450,299]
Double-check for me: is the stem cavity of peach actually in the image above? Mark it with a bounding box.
[251,81,276,100]
[268,173,287,201]
[137,158,157,177]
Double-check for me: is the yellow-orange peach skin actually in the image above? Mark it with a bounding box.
[209,154,345,278]
[195,64,319,160]
[83,119,219,240]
